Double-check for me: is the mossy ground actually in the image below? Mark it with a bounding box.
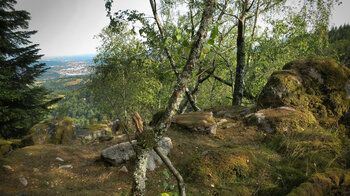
[0,105,349,195]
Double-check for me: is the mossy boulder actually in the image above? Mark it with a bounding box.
[287,168,350,196]
[244,107,318,134]
[244,106,342,175]
[0,138,23,157]
[258,58,350,128]
[28,117,75,145]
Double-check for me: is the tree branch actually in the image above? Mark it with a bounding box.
[154,146,186,196]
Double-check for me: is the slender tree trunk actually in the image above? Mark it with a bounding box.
[149,0,200,112]
[232,17,246,105]
[132,147,151,196]
[132,1,216,195]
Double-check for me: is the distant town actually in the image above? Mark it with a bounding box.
[39,54,95,80]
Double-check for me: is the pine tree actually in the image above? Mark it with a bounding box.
[0,0,59,139]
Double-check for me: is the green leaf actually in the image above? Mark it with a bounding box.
[208,39,215,45]
[163,170,170,178]
[176,28,182,35]
[163,181,169,189]
[182,40,190,47]
[160,193,170,196]
[172,34,177,42]
[176,34,181,41]
[202,43,211,54]
[210,22,219,40]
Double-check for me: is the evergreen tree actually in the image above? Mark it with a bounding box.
[0,0,59,139]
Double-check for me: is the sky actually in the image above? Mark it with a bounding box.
[15,0,350,57]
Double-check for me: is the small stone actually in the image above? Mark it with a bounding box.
[59,164,72,169]
[217,119,228,126]
[19,177,28,186]
[56,157,64,162]
[224,123,238,129]
[33,168,39,172]
[116,134,126,138]
[201,150,209,156]
[119,166,128,173]
[277,106,296,111]
[3,165,14,171]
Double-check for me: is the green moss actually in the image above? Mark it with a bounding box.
[261,109,318,133]
[287,168,350,196]
[84,124,110,132]
[0,138,12,157]
[185,148,257,186]
[51,117,74,144]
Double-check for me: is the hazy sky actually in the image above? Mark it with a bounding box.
[15,0,350,57]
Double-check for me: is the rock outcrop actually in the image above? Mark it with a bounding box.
[172,112,217,134]
[27,117,75,145]
[75,123,113,143]
[101,137,173,171]
[257,58,350,128]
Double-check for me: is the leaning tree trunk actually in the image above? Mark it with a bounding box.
[232,17,246,106]
[132,0,216,195]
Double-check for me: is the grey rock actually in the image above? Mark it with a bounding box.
[101,137,173,171]
[244,112,274,133]
[102,140,137,166]
[56,157,64,162]
[59,164,72,169]
[217,119,228,126]
[224,123,238,129]
[19,177,28,186]
[119,166,128,173]
[146,137,173,171]
[3,165,14,171]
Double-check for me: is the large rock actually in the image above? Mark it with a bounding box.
[27,117,75,145]
[75,123,112,143]
[258,58,350,127]
[244,107,318,134]
[101,137,173,171]
[172,112,217,134]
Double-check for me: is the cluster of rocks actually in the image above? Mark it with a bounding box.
[101,137,173,171]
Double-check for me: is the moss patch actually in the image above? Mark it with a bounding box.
[185,148,257,186]
[84,124,111,133]
[287,168,350,196]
